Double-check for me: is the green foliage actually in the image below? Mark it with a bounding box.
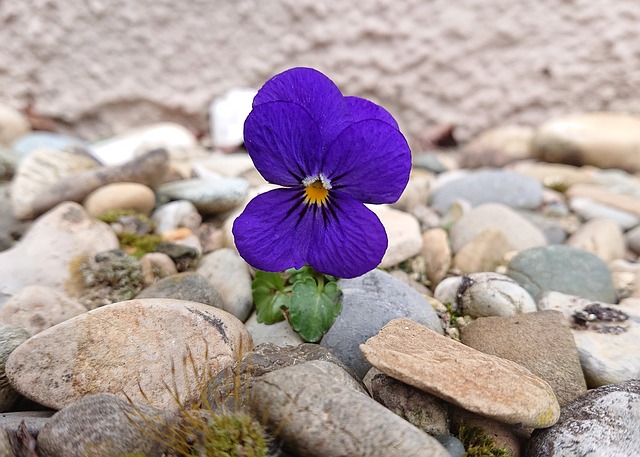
[97,209,139,224]
[458,423,511,457]
[197,413,267,457]
[117,232,163,258]
[252,266,342,342]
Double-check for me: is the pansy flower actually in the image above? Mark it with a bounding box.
[232,67,411,278]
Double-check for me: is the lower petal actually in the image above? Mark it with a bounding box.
[307,191,387,278]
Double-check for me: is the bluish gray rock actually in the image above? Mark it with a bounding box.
[157,177,248,214]
[136,272,223,307]
[11,132,87,158]
[506,245,616,303]
[320,269,443,379]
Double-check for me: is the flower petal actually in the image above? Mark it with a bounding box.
[322,119,411,204]
[232,188,310,272]
[307,191,387,278]
[344,96,399,129]
[252,67,351,147]
[244,101,324,185]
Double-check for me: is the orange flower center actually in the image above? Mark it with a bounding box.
[304,180,329,206]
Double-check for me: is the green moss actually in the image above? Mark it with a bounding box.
[118,232,162,259]
[194,412,268,457]
[98,209,140,224]
[458,423,511,457]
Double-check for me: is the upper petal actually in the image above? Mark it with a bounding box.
[322,119,412,204]
[232,188,310,272]
[344,96,399,129]
[252,67,351,147]
[306,191,388,278]
[244,101,324,185]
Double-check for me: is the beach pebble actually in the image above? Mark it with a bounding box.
[370,205,423,268]
[157,177,249,215]
[626,224,640,255]
[566,218,626,262]
[420,228,452,287]
[139,252,177,286]
[461,125,534,168]
[244,312,304,347]
[151,199,202,234]
[0,325,31,411]
[457,272,537,317]
[136,272,223,306]
[11,132,86,158]
[83,182,156,217]
[452,228,510,274]
[0,104,30,147]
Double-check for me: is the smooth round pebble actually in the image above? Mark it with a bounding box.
[157,177,249,214]
[136,272,222,307]
[83,182,156,217]
[457,272,537,317]
[151,199,201,233]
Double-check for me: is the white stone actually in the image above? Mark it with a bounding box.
[210,88,257,149]
[245,311,304,347]
[459,272,537,318]
[370,205,423,268]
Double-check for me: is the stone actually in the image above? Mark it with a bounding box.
[449,203,547,253]
[250,361,449,457]
[209,87,257,150]
[82,182,156,217]
[0,410,53,438]
[139,252,178,286]
[0,184,29,253]
[0,202,119,299]
[461,125,535,168]
[321,269,443,379]
[191,152,257,179]
[433,276,463,307]
[452,228,510,274]
[0,429,14,456]
[157,177,249,214]
[566,218,626,262]
[12,148,169,220]
[429,169,544,213]
[539,293,640,387]
[369,205,423,268]
[511,162,597,191]
[0,285,87,335]
[5,298,251,409]
[0,147,18,181]
[90,122,197,166]
[244,312,304,347]
[151,199,202,234]
[155,242,200,271]
[532,112,640,173]
[569,196,640,230]
[518,209,570,245]
[36,393,176,457]
[0,104,30,146]
[434,434,466,457]
[360,318,560,428]
[420,228,451,287]
[11,132,87,158]
[392,168,432,212]
[196,248,253,322]
[136,272,223,307]
[506,245,617,302]
[627,224,640,255]
[457,272,537,317]
[567,183,640,217]
[460,310,587,406]
[527,379,640,456]
[0,325,31,411]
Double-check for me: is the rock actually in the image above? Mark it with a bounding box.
[569,196,640,230]
[434,434,466,457]
[136,272,222,307]
[518,209,570,245]
[511,161,597,191]
[155,242,200,271]
[0,285,87,335]
[12,148,169,220]
[0,184,29,253]
[566,218,626,262]
[0,147,18,181]
[250,361,449,457]
[139,252,178,286]
[429,169,543,213]
[457,272,537,317]
[0,202,118,298]
[449,203,547,253]
[191,152,257,178]
[567,183,640,217]
[453,228,510,274]
[506,245,617,302]
[627,224,640,255]
[90,122,197,166]
[392,168,432,212]
[0,104,30,146]
[460,310,587,406]
[433,276,463,308]
[151,200,202,234]
[321,269,443,379]
[0,410,53,438]
[0,325,31,411]
[369,205,423,268]
[157,177,249,215]
[461,125,535,168]
[527,379,640,456]
[539,293,640,387]
[244,312,304,347]
[532,112,640,173]
[360,318,560,428]
[5,298,251,409]
[209,88,257,150]
[83,182,156,217]
[0,429,14,456]
[36,393,176,457]
[11,132,87,158]
[196,248,253,322]
[420,228,451,287]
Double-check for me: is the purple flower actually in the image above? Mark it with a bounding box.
[232,67,411,278]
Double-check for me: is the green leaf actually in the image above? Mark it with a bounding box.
[288,277,342,343]
[252,271,289,324]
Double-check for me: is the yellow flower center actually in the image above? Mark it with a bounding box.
[304,180,329,206]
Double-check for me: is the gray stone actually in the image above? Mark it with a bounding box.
[570,197,640,230]
[457,272,537,317]
[11,132,86,157]
[430,169,543,213]
[0,326,30,411]
[506,245,616,302]
[517,209,569,245]
[0,410,53,438]
[136,272,223,306]
[0,184,29,253]
[625,224,640,255]
[0,147,18,181]
[151,199,202,234]
[527,379,640,456]
[244,311,304,347]
[0,429,14,457]
[157,177,248,214]
[321,269,443,379]
[250,361,449,457]
[434,434,466,457]
[36,393,176,457]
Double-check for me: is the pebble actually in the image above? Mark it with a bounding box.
[532,112,640,173]
[136,271,223,307]
[452,228,510,274]
[157,177,249,215]
[366,205,423,268]
[567,183,640,217]
[0,147,18,181]
[250,361,450,457]
[569,196,640,230]
[151,199,202,234]
[0,104,30,146]
[244,312,304,347]
[392,168,432,212]
[82,182,156,217]
[0,325,31,411]
[0,184,28,253]
[456,272,537,317]
[320,269,444,379]
[139,252,178,286]
[11,132,87,158]
[429,169,544,213]
[449,203,547,253]
[511,161,597,190]
[460,310,587,406]
[196,248,253,322]
[626,224,640,255]
[360,318,560,428]
[506,245,617,302]
[420,228,451,287]
[566,218,626,262]
[527,379,640,456]
[0,285,87,335]
[191,152,257,179]
[461,124,534,168]
[5,298,251,409]
[209,88,257,151]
